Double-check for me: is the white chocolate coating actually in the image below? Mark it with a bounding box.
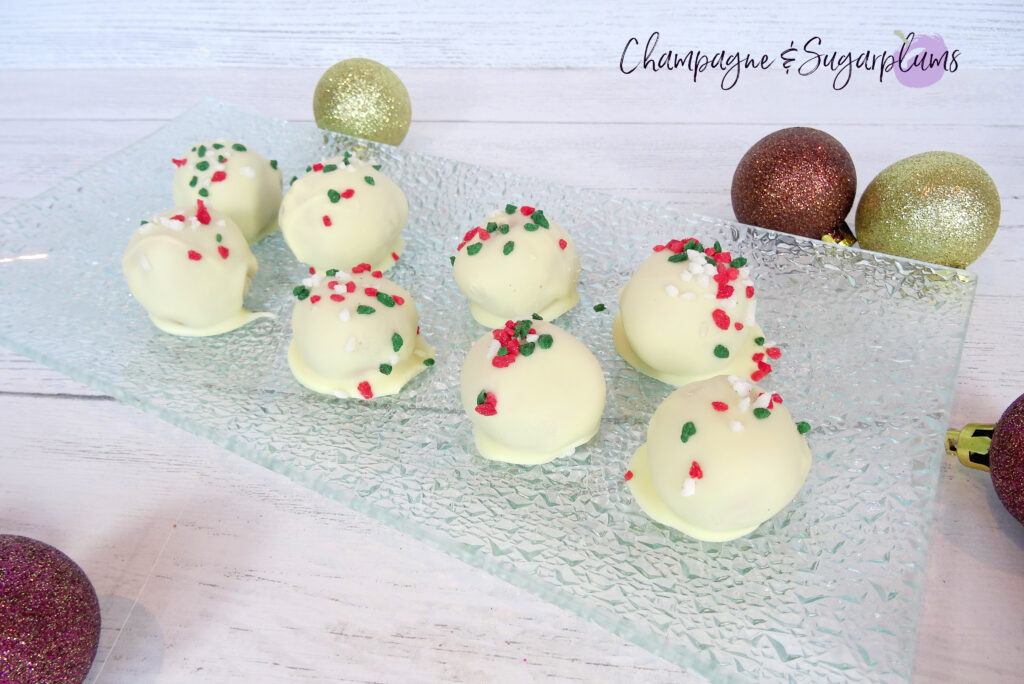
[627,374,812,542]
[172,141,282,243]
[452,205,580,328]
[460,320,605,464]
[122,202,271,336]
[279,158,407,272]
[614,240,770,387]
[288,268,434,399]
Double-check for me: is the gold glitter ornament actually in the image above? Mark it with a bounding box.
[855,151,1000,268]
[313,58,412,146]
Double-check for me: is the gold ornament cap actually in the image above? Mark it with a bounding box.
[855,151,1000,268]
[945,423,993,471]
[313,58,412,146]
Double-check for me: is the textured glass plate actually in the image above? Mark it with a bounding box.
[0,100,976,683]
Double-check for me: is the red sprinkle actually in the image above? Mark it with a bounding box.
[492,354,515,368]
[520,206,535,216]
[464,228,478,242]
[457,241,467,251]
[187,250,202,261]
[341,188,355,199]
[652,244,666,252]
[711,309,730,330]
[478,229,490,242]
[771,393,783,405]
[393,295,405,305]
[309,267,317,274]
[172,157,187,167]
[734,322,744,330]
[171,214,186,222]
[689,461,704,479]
[558,239,567,250]
[330,294,344,302]
[475,403,497,416]
[751,370,766,382]
[357,381,373,399]
[327,280,339,290]
[351,263,371,274]
[312,163,324,171]
[345,281,356,293]
[217,245,229,259]
[746,286,755,299]
[210,170,227,183]
[322,215,332,227]
[712,401,729,412]
[766,347,782,360]
[716,285,735,300]
[753,352,764,362]
[195,199,211,225]
[624,470,634,481]
[666,239,685,253]
[310,295,321,304]
[371,270,382,278]
[364,287,378,296]
[391,252,399,261]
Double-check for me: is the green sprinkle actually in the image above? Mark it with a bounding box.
[292,285,310,300]
[327,189,341,203]
[730,257,748,268]
[538,334,553,349]
[379,363,393,375]
[513,320,532,338]
[713,344,730,358]
[523,223,538,232]
[189,176,198,187]
[325,269,338,276]
[306,165,312,172]
[753,408,771,419]
[450,255,456,265]
[376,292,395,307]
[323,163,337,172]
[196,160,209,171]
[190,146,196,152]
[667,252,687,263]
[520,342,536,356]
[364,176,375,185]
[714,240,722,252]
[532,313,542,320]
[505,203,516,214]
[533,211,549,228]
[290,176,298,185]
[496,347,509,357]
[140,220,147,225]
[218,155,226,163]
[680,421,697,443]
[216,233,222,243]
[232,143,246,151]
[503,241,515,255]
[212,143,224,149]
[423,358,435,366]
[270,159,278,169]
[197,145,206,158]
[496,224,508,234]
[797,421,811,434]
[466,243,482,256]
[392,333,404,352]
[705,256,717,265]
[373,164,382,171]
[198,188,209,197]
[754,337,765,346]
[356,304,375,315]
[486,222,498,233]
[476,390,488,406]
[593,303,606,312]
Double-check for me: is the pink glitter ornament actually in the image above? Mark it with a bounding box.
[0,535,101,683]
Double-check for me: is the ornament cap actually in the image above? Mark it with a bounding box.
[945,423,994,471]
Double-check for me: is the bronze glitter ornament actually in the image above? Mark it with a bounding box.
[947,391,1024,526]
[855,151,1000,268]
[731,127,857,240]
[0,535,101,683]
[313,58,412,146]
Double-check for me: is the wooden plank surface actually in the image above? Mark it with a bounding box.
[1,66,1023,683]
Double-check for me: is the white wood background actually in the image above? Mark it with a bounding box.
[2,3,1024,682]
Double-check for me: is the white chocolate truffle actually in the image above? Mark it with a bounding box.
[172,141,282,243]
[452,204,580,328]
[626,374,812,542]
[122,200,271,336]
[460,319,605,464]
[287,264,434,399]
[279,157,407,272]
[614,238,778,387]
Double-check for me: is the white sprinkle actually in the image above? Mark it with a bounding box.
[681,292,696,300]
[332,390,348,399]
[738,396,751,411]
[722,296,738,311]
[344,337,356,353]
[389,354,399,366]
[526,334,539,343]
[699,322,709,338]
[241,166,256,178]
[728,375,752,397]
[201,179,211,188]
[303,273,324,288]
[214,163,226,172]
[753,392,772,409]
[680,477,696,497]
[664,284,679,297]
[730,420,745,432]
[703,263,717,277]
[338,309,350,322]
[187,217,200,230]
[334,270,351,281]
[697,274,710,288]
[486,339,501,360]
[139,255,151,272]
[680,271,693,282]
[216,219,226,227]
[688,260,704,275]
[159,216,180,230]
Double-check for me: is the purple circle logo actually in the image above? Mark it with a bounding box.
[893,31,948,88]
